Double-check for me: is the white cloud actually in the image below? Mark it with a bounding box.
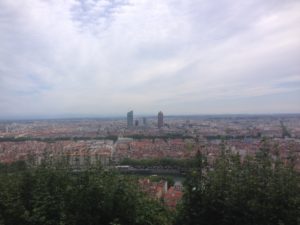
[0,0,299,118]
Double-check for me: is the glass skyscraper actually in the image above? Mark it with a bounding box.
[127,110,133,128]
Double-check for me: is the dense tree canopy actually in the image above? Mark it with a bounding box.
[0,139,299,225]
[176,140,300,225]
[0,164,171,225]
[119,157,199,169]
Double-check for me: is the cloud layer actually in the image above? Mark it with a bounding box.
[0,0,300,118]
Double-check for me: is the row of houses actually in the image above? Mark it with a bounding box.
[138,178,183,209]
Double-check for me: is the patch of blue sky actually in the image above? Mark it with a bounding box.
[70,0,129,28]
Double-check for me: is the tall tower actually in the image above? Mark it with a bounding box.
[127,110,133,128]
[158,111,164,128]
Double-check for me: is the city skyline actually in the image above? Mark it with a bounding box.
[1,112,300,121]
[0,0,300,119]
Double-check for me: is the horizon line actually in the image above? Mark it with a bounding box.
[0,112,300,121]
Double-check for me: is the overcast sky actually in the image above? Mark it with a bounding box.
[0,0,299,118]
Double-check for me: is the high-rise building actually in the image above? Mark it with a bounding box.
[135,119,139,126]
[158,111,164,128]
[127,110,133,128]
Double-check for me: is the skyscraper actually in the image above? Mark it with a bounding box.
[158,111,163,128]
[127,110,133,128]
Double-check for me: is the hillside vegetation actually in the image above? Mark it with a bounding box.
[0,139,299,225]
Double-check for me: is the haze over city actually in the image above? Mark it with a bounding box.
[1,1,300,224]
[1,0,300,119]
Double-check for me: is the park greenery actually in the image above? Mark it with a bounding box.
[176,139,300,225]
[0,139,299,225]
[0,163,171,225]
[119,157,199,169]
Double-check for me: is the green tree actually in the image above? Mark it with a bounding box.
[0,163,172,225]
[177,139,300,225]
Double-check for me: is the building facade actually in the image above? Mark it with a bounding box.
[127,110,133,128]
[158,111,164,128]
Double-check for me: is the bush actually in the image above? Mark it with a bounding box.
[0,163,171,225]
[176,140,300,225]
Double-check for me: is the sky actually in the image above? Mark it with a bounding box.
[0,0,300,119]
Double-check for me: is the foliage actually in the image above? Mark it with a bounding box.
[119,157,199,169]
[149,175,175,188]
[0,138,299,225]
[0,163,171,225]
[176,139,300,225]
